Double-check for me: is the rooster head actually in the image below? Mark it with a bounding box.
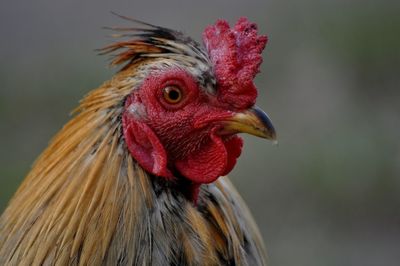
[102,16,276,187]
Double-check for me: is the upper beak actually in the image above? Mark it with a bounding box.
[221,106,277,141]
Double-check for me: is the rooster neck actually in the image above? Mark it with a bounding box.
[0,76,267,265]
[119,173,267,266]
[150,172,201,204]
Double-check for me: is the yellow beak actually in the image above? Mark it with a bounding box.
[221,106,277,141]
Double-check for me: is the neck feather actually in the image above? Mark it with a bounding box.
[0,68,266,265]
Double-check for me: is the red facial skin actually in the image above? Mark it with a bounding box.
[122,70,243,192]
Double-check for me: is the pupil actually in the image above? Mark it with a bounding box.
[169,90,179,100]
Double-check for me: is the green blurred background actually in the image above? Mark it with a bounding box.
[0,0,399,265]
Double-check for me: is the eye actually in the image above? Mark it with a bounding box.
[163,85,183,104]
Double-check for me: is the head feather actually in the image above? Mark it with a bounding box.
[99,14,210,72]
[100,15,267,108]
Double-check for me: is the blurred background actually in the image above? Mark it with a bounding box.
[0,0,399,265]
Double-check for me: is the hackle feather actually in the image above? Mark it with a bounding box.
[0,17,267,265]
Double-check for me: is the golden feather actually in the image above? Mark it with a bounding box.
[0,20,268,265]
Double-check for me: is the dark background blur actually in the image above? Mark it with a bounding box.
[1,1,399,265]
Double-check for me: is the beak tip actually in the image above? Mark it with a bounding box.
[252,106,276,141]
[222,105,277,142]
[261,130,277,142]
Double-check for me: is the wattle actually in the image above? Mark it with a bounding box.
[221,135,243,176]
[175,129,243,184]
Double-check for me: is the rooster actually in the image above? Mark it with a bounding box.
[0,16,276,265]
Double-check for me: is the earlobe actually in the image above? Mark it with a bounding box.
[122,114,173,179]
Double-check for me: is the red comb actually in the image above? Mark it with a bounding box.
[202,17,267,109]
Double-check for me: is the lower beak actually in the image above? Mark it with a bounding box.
[221,106,277,141]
